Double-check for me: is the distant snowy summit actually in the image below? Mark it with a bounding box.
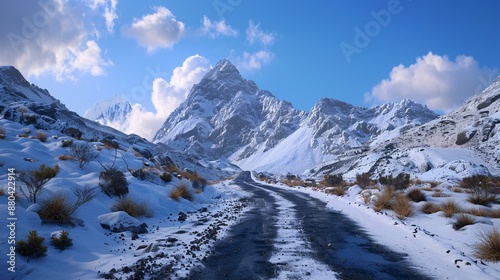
[152,59,439,174]
[84,95,132,128]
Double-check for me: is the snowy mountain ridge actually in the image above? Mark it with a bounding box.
[84,95,132,128]
[311,75,500,180]
[153,60,438,174]
[0,65,238,180]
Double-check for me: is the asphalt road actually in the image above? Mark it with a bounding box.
[189,172,432,280]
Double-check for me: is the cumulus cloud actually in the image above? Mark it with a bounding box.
[234,50,275,71]
[0,0,112,80]
[86,0,118,33]
[124,55,211,139]
[199,16,238,38]
[365,52,497,112]
[71,40,112,76]
[246,20,275,46]
[123,6,185,52]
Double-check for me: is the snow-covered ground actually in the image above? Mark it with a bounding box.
[254,173,500,280]
[0,119,250,279]
[2,115,500,279]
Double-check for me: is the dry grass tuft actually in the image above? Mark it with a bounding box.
[468,191,498,206]
[373,187,396,212]
[489,209,500,219]
[393,194,413,220]
[421,202,441,214]
[453,214,476,230]
[467,207,489,217]
[169,183,193,201]
[441,200,462,218]
[325,186,345,196]
[432,191,451,198]
[38,195,73,224]
[475,228,500,261]
[452,187,465,193]
[407,188,426,202]
[281,179,305,187]
[36,131,48,142]
[111,196,152,218]
[58,154,74,161]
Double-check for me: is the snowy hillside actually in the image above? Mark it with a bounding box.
[311,75,500,181]
[0,66,238,181]
[0,119,247,279]
[153,60,438,174]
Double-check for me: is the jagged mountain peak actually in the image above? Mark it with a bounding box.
[0,65,61,106]
[84,95,132,127]
[0,65,30,88]
[204,59,243,82]
[153,60,439,174]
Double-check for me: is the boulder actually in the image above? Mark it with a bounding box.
[98,211,148,234]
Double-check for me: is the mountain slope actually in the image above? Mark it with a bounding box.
[154,60,438,174]
[0,65,238,180]
[312,75,500,179]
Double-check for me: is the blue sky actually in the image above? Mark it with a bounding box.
[1,0,500,139]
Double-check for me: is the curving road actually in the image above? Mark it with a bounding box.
[189,172,432,280]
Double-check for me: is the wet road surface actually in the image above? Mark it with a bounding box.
[190,172,432,280]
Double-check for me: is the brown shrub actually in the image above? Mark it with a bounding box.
[407,188,426,202]
[489,209,500,219]
[169,183,193,201]
[393,194,413,220]
[475,228,500,261]
[356,172,376,188]
[421,202,441,214]
[467,207,489,217]
[373,187,396,212]
[325,186,345,196]
[442,200,462,218]
[453,214,476,230]
[36,131,48,142]
[38,195,73,224]
[58,154,74,161]
[432,191,450,198]
[111,196,152,218]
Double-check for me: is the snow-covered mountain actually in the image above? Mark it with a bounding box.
[312,75,500,180]
[84,95,132,128]
[0,65,238,180]
[153,60,438,174]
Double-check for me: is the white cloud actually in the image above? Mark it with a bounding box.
[71,40,113,76]
[199,16,238,38]
[0,0,112,80]
[246,20,275,46]
[365,52,497,112]
[124,55,211,139]
[234,50,274,71]
[122,6,185,52]
[86,0,118,33]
